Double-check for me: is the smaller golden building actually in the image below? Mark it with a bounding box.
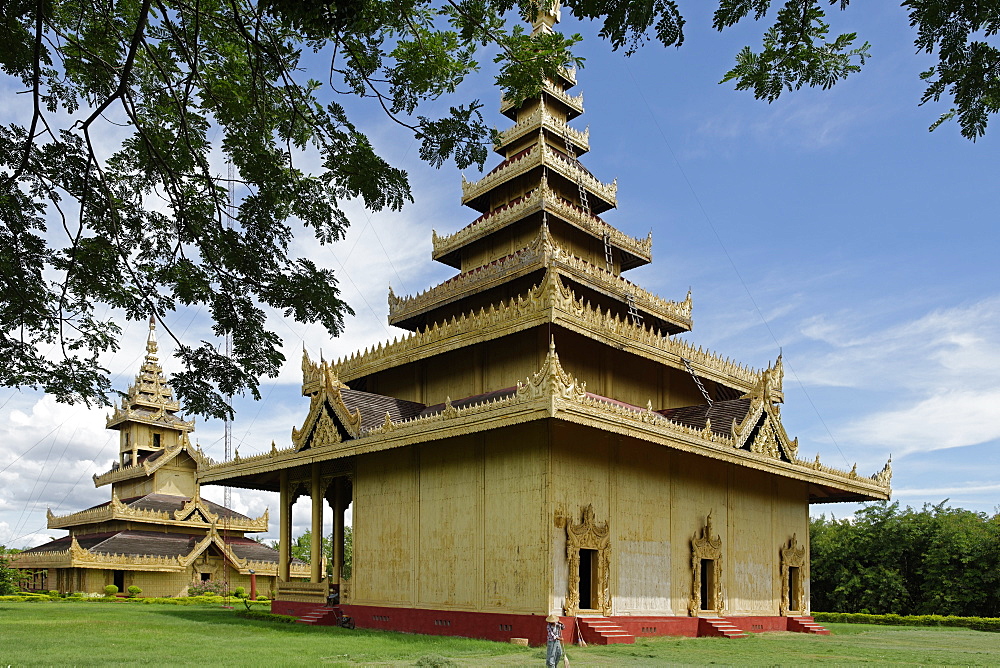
[13,319,307,597]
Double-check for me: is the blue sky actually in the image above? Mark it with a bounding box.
[2,4,998,548]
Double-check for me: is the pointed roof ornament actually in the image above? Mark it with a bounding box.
[107,314,190,429]
[531,0,561,35]
[146,315,158,361]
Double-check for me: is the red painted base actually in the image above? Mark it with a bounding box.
[270,601,824,645]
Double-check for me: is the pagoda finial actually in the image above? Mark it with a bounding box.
[146,315,158,360]
[531,0,561,35]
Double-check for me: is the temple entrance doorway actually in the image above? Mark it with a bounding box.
[699,559,715,611]
[578,548,598,610]
[113,570,124,592]
[788,566,800,611]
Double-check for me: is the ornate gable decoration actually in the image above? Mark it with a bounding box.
[293,350,362,451]
[731,356,798,462]
[92,433,200,487]
[516,337,587,402]
[180,524,249,570]
[173,491,219,524]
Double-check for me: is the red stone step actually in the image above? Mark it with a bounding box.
[578,618,636,645]
[787,616,830,635]
[296,608,335,625]
[698,617,748,639]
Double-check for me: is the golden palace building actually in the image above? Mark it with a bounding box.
[198,7,891,644]
[13,320,307,597]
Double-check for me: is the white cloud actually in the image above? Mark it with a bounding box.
[796,297,1000,389]
[892,483,1000,498]
[695,96,878,151]
[844,390,1000,455]
[792,297,1000,457]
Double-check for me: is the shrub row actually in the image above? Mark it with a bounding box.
[235,609,298,624]
[814,612,1000,633]
[0,593,271,606]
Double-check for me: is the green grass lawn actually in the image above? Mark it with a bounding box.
[1,602,998,666]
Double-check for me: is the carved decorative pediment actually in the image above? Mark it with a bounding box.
[516,335,587,402]
[174,492,219,524]
[732,357,798,462]
[291,382,362,452]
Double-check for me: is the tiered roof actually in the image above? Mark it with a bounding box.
[13,319,289,576]
[201,8,891,504]
[106,317,194,432]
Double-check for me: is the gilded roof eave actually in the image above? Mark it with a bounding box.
[461,143,617,210]
[200,342,888,501]
[343,270,763,397]
[11,532,309,577]
[92,438,208,487]
[391,225,689,332]
[105,405,195,431]
[46,493,268,533]
[434,181,651,269]
[501,81,584,119]
[495,103,589,155]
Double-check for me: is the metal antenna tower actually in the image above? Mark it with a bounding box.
[224,160,235,508]
[221,160,235,605]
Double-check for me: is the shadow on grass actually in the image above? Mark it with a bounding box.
[141,605,533,653]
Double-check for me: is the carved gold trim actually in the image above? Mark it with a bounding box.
[105,404,193,431]
[689,512,724,616]
[393,224,687,330]
[495,103,589,153]
[301,348,349,396]
[17,520,297,576]
[341,272,755,393]
[293,355,363,451]
[501,81,584,116]
[461,143,616,208]
[203,339,889,501]
[871,458,892,487]
[45,491,267,532]
[556,504,611,616]
[779,534,807,615]
[434,177,650,264]
[92,437,209,487]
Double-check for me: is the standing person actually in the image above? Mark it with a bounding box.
[545,613,565,667]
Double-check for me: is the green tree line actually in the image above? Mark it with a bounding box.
[259,527,353,580]
[811,501,1000,617]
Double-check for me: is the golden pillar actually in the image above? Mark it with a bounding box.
[331,478,344,583]
[310,464,323,583]
[278,470,290,581]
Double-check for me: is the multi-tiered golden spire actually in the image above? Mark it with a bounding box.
[126,316,181,413]
[390,7,691,338]
[106,317,194,462]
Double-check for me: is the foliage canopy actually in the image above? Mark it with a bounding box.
[811,501,1000,617]
[1,0,996,418]
[0,546,22,595]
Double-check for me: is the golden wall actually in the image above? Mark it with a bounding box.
[352,422,549,613]
[351,418,809,617]
[550,423,810,617]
